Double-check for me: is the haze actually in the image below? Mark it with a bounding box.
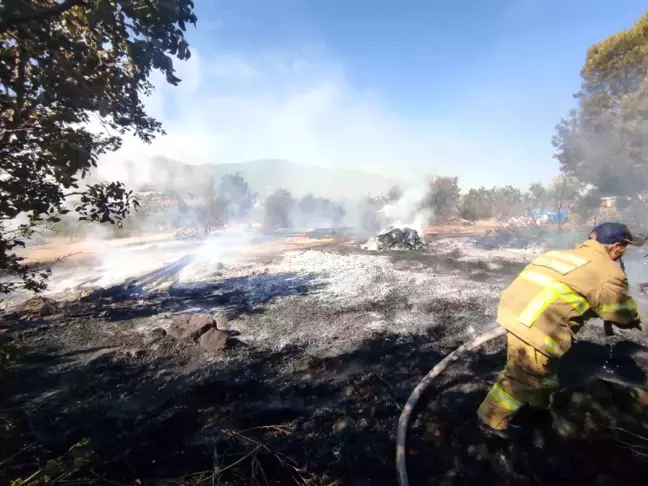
[94,0,648,196]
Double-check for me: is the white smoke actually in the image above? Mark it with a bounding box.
[41,229,265,296]
[378,185,432,236]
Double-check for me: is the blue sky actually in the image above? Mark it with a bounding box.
[106,0,648,192]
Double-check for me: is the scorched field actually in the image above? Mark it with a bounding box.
[2,228,648,485]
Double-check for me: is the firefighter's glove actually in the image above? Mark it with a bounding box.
[603,321,615,337]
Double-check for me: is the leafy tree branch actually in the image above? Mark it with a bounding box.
[0,0,88,33]
[0,0,199,292]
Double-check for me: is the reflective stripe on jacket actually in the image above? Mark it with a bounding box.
[497,239,640,358]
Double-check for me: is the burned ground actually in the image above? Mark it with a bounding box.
[2,234,648,485]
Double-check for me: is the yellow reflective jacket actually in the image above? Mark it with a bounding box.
[497,239,641,358]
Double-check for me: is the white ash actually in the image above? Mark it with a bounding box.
[8,236,516,356]
[273,250,494,303]
[432,237,543,263]
[222,249,503,353]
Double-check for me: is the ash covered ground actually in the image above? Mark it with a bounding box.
[2,229,648,485]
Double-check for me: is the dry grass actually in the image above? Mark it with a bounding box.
[18,233,177,264]
[159,426,335,486]
[424,219,499,236]
[241,236,338,259]
[17,233,336,266]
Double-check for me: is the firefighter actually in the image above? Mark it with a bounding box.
[477,222,644,439]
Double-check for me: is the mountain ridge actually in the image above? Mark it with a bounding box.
[135,157,405,200]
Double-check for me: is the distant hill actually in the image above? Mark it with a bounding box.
[121,157,404,201]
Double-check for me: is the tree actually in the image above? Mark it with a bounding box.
[459,187,493,221]
[295,195,345,228]
[528,182,548,209]
[359,195,382,231]
[50,214,89,242]
[196,176,227,234]
[359,186,402,210]
[218,172,256,222]
[330,202,346,227]
[0,0,197,292]
[574,188,604,225]
[489,186,525,221]
[298,194,317,215]
[552,13,648,196]
[546,174,583,215]
[385,185,403,203]
[264,189,294,229]
[424,177,461,223]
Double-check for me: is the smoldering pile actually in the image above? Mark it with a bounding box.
[362,226,427,251]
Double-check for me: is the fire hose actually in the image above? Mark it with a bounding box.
[395,321,625,485]
[395,326,507,486]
